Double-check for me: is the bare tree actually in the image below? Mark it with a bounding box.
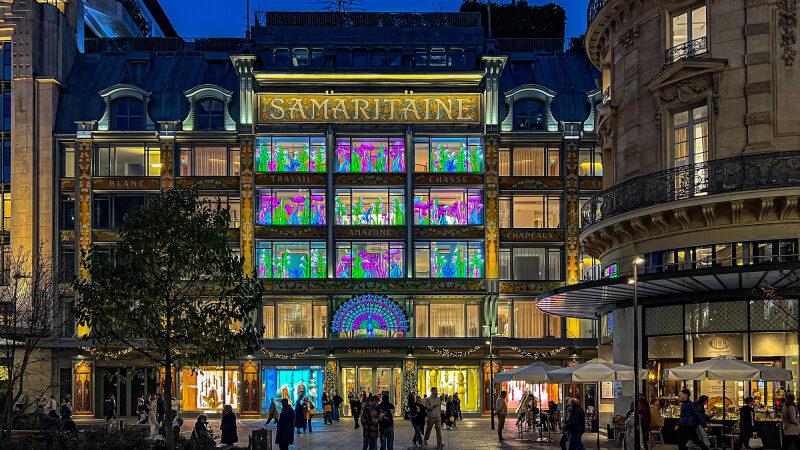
[759,268,800,379]
[0,244,64,437]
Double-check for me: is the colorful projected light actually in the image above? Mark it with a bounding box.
[430,141,483,173]
[257,189,326,225]
[335,191,405,225]
[414,191,483,225]
[330,294,409,337]
[336,138,405,173]
[255,137,326,173]
[257,242,326,279]
[336,243,404,279]
[430,242,484,278]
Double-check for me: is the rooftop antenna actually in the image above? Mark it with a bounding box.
[487,1,493,39]
[245,0,250,38]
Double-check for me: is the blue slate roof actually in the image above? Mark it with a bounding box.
[56,52,239,133]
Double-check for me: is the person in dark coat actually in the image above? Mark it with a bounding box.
[333,393,343,422]
[220,404,238,446]
[734,397,756,450]
[350,394,363,429]
[294,395,306,433]
[564,398,586,450]
[276,398,295,450]
[41,410,60,431]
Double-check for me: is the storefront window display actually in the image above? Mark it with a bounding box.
[413,188,484,225]
[414,137,483,173]
[335,188,405,226]
[256,241,326,279]
[180,367,239,412]
[256,188,326,226]
[336,137,405,173]
[335,241,405,278]
[255,137,326,173]
[499,368,561,411]
[417,367,479,412]
[413,241,484,278]
[263,367,324,412]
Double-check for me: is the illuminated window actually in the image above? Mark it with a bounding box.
[256,241,327,279]
[499,246,562,281]
[256,188,326,226]
[670,6,707,50]
[61,146,75,178]
[578,144,603,176]
[2,192,8,231]
[334,188,404,226]
[414,241,484,278]
[414,138,483,173]
[262,305,275,338]
[111,98,144,131]
[179,145,238,176]
[198,195,240,228]
[256,137,326,173]
[673,105,708,167]
[413,188,483,225]
[513,300,562,338]
[292,48,309,67]
[335,241,405,279]
[429,303,465,337]
[95,145,160,176]
[195,99,225,131]
[336,137,404,173]
[500,145,560,176]
[499,195,561,228]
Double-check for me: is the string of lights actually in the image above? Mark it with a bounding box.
[262,346,314,360]
[81,347,133,358]
[427,345,482,358]
[508,346,567,359]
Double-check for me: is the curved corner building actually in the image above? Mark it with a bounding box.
[538,0,800,432]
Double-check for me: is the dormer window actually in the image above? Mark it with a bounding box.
[513,99,546,130]
[196,99,225,130]
[111,98,144,131]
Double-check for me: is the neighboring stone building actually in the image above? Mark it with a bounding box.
[538,0,800,434]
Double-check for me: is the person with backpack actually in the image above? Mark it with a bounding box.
[377,393,395,450]
[361,395,381,450]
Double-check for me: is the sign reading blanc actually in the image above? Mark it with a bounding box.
[257,94,481,124]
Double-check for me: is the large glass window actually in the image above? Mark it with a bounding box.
[255,137,326,173]
[413,188,483,225]
[417,367,479,412]
[498,145,560,176]
[499,246,562,280]
[335,241,404,279]
[59,195,75,230]
[414,242,484,278]
[513,300,562,338]
[195,99,225,130]
[334,188,404,226]
[277,303,312,338]
[415,304,429,337]
[513,100,546,130]
[180,367,239,412]
[414,138,483,173]
[198,195,240,228]
[673,105,709,167]
[429,303,465,337]
[578,144,603,176]
[336,137,405,173]
[499,195,561,228]
[256,241,327,279]
[62,146,75,178]
[179,145,240,176]
[92,194,149,229]
[670,5,707,50]
[95,145,160,176]
[111,98,144,131]
[257,188,326,226]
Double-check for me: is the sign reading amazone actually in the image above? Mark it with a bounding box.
[257,93,481,124]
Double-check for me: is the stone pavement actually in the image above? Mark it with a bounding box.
[177,416,678,449]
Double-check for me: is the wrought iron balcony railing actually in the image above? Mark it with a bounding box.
[587,0,606,25]
[253,11,481,28]
[665,36,708,65]
[580,150,800,231]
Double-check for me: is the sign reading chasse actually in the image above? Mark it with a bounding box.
[257,94,481,124]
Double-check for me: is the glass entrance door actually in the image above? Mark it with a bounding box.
[342,366,401,416]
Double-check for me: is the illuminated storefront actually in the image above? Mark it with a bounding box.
[180,367,240,412]
[417,367,480,412]
[263,366,324,411]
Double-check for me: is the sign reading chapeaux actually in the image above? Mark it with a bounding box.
[257,93,481,124]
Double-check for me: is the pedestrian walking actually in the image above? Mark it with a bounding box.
[351,394,363,429]
[220,404,238,447]
[361,395,381,450]
[265,397,279,425]
[333,392,343,422]
[295,395,306,433]
[377,393,395,450]
[323,393,334,424]
[59,395,72,420]
[444,395,455,429]
[136,397,148,424]
[564,398,586,450]
[409,395,427,448]
[103,393,116,423]
[424,387,443,447]
[453,393,462,421]
[734,397,756,450]
[560,397,575,450]
[783,394,800,450]
[305,397,315,432]
[156,393,165,426]
[275,398,295,450]
[674,389,709,450]
[495,390,508,441]
[45,395,58,415]
[148,394,159,437]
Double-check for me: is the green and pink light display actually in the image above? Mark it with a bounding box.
[255,137,326,173]
[416,138,483,173]
[336,138,405,173]
[336,242,404,279]
[331,294,409,337]
[256,189,326,226]
[334,189,405,225]
[413,189,483,225]
[256,242,326,279]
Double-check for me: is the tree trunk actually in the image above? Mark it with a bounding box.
[164,359,174,450]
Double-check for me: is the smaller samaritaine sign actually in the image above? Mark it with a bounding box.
[257,94,480,124]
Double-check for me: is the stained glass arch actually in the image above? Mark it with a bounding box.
[331,294,409,337]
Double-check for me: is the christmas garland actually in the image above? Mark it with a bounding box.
[427,345,482,358]
[509,346,566,359]
[262,346,314,360]
[81,347,133,359]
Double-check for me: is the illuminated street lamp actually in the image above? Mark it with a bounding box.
[483,325,502,430]
[630,257,645,450]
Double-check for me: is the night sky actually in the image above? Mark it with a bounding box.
[160,0,586,40]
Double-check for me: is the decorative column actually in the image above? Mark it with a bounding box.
[484,136,500,281]
[76,129,93,337]
[565,142,580,285]
[158,121,177,189]
[239,135,255,277]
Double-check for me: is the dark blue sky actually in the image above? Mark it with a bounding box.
[160,0,586,39]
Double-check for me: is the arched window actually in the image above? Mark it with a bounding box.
[513,99,546,130]
[111,98,144,131]
[196,98,225,130]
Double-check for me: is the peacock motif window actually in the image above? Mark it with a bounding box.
[335,137,405,173]
[414,241,484,278]
[335,241,405,279]
[334,188,405,226]
[413,188,483,225]
[414,137,483,173]
[255,137,326,173]
[256,241,326,279]
[256,188,326,226]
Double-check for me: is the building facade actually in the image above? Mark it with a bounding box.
[538,0,800,428]
[10,9,603,418]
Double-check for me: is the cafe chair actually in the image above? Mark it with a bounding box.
[648,427,664,448]
[723,423,740,449]
[613,415,626,447]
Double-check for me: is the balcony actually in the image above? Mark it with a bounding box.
[665,36,708,65]
[587,0,606,25]
[580,150,800,232]
[253,11,481,28]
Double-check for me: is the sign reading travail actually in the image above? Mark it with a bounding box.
[258,93,480,124]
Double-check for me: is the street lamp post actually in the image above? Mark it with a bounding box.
[484,325,500,430]
[631,257,645,450]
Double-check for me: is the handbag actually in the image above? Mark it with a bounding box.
[323,404,332,412]
[748,437,764,448]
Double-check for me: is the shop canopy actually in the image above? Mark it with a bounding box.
[547,358,647,383]
[494,361,559,383]
[665,354,793,381]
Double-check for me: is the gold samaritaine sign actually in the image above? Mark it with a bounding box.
[257,93,481,124]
